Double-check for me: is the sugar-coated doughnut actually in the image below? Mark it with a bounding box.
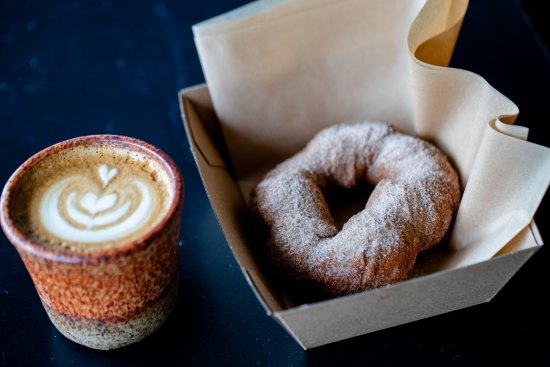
[250,121,461,296]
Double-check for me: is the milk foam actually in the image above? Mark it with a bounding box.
[38,164,159,244]
[40,164,154,243]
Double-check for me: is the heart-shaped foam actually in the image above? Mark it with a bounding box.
[99,164,118,187]
[80,192,117,215]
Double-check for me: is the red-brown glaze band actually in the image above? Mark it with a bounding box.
[17,212,180,321]
[250,122,461,296]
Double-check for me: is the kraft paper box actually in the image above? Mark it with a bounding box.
[179,0,550,349]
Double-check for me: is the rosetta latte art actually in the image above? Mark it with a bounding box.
[39,164,156,243]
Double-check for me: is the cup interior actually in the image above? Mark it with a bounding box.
[0,135,183,262]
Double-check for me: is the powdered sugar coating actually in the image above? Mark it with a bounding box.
[250,122,461,296]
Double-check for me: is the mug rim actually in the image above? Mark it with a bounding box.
[0,134,183,263]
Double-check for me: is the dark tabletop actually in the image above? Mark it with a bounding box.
[1,0,549,365]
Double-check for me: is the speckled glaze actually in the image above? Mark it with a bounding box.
[0,135,183,350]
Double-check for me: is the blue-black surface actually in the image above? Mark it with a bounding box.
[0,0,548,365]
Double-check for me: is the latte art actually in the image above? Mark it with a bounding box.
[39,165,155,243]
[14,144,174,252]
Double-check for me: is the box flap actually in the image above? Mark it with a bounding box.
[180,86,227,169]
[180,85,287,312]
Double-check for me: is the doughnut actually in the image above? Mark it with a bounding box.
[249,121,461,296]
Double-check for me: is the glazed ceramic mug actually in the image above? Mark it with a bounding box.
[0,135,183,350]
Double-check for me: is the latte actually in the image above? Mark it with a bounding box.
[10,143,174,252]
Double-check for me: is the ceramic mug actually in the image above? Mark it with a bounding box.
[0,135,183,350]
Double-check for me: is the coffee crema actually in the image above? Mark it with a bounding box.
[12,144,173,253]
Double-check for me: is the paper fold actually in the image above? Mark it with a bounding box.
[192,0,550,269]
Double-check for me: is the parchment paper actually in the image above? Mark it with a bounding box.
[193,0,550,269]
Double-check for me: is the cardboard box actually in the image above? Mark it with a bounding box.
[179,84,543,349]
